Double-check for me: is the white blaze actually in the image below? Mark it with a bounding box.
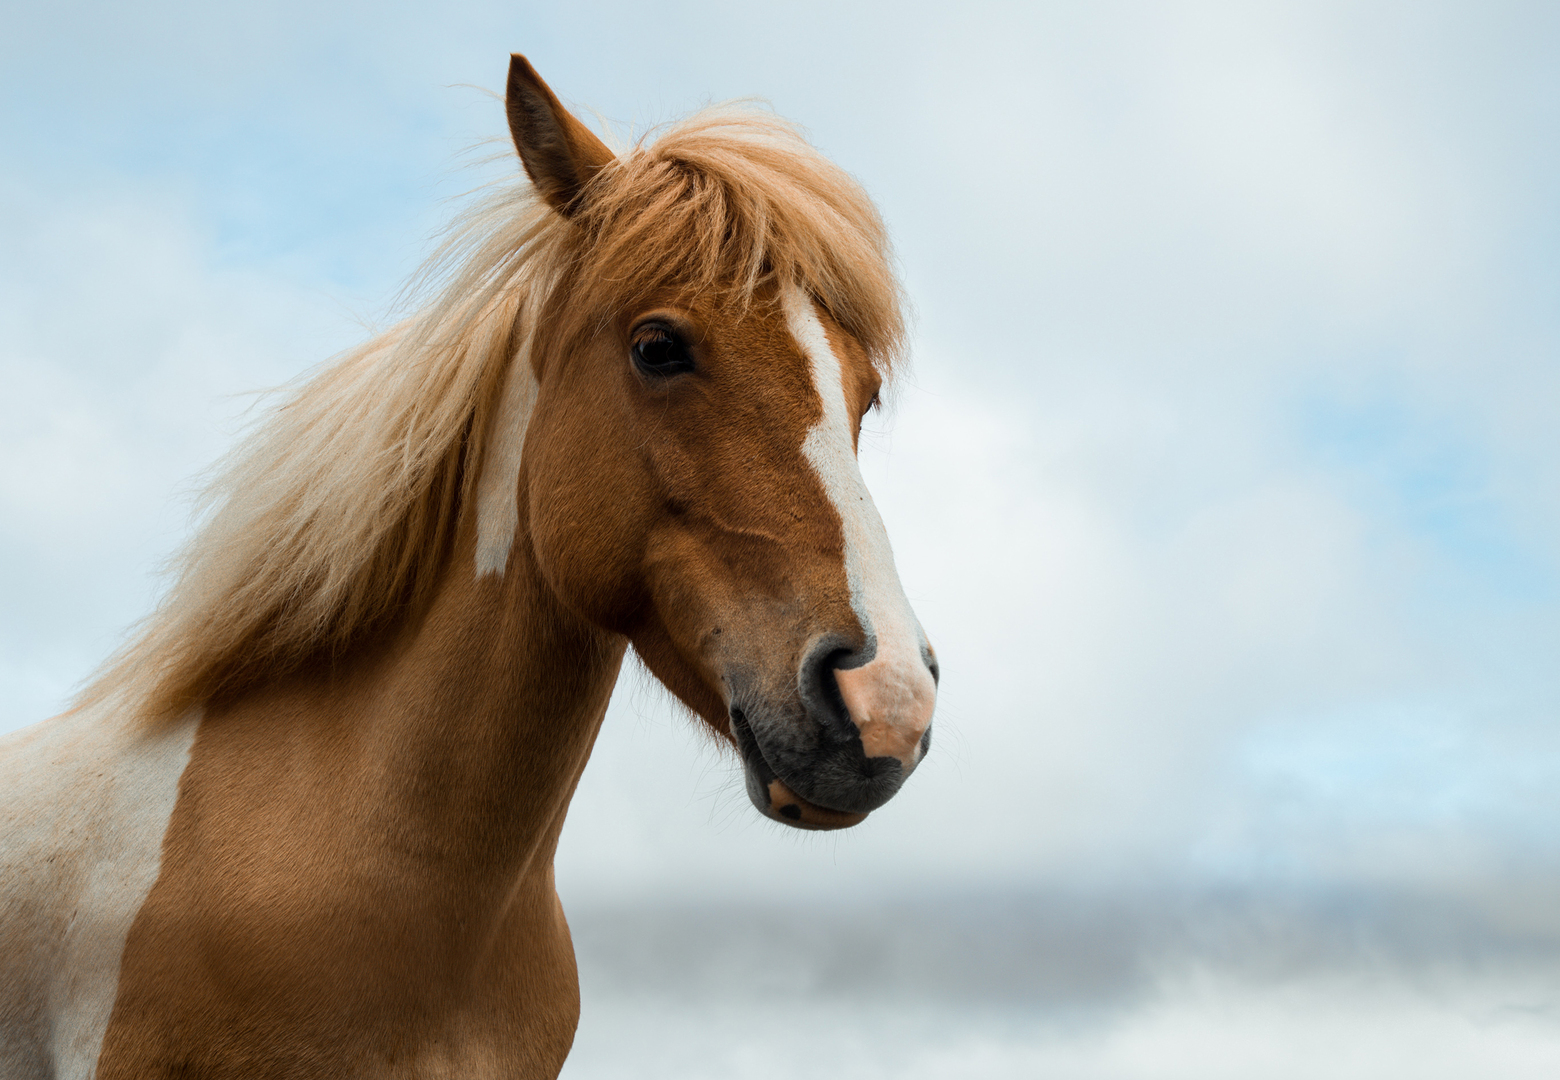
[783,285,936,766]
[0,701,198,1079]
[474,336,540,577]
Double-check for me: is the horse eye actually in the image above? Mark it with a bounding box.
[631,327,695,377]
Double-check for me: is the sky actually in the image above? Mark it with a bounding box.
[4,2,1560,1070]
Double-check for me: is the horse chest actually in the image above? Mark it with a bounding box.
[1,707,579,1079]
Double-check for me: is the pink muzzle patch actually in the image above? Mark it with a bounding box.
[835,648,937,769]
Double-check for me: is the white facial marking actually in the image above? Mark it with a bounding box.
[783,285,936,766]
[0,701,198,1079]
[474,339,539,577]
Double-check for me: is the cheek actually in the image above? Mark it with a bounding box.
[633,526,808,733]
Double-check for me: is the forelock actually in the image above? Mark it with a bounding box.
[570,107,906,371]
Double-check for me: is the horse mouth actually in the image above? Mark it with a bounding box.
[729,706,874,831]
[759,776,868,830]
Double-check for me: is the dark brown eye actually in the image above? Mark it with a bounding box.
[632,325,695,377]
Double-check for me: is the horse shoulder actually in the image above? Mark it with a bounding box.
[0,703,196,1080]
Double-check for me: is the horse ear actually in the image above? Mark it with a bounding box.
[506,55,615,217]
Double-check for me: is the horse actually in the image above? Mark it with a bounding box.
[0,55,938,1078]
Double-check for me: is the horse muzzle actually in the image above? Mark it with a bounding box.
[728,635,937,831]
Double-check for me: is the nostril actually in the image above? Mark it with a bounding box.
[797,635,857,737]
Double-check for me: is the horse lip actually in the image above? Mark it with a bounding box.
[730,710,868,830]
[762,778,868,831]
[728,705,881,820]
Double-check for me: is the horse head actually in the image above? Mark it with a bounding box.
[506,57,938,829]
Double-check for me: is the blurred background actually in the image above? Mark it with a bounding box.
[4,2,1559,1076]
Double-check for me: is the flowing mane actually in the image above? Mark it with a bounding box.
[81,106,907,724]
[6,60,940,1078]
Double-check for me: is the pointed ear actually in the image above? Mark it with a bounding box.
[506,55,615,217]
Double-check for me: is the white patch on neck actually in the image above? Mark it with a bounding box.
[783,285,933,762]
[474,336,539,577]
[0,701,198,1079]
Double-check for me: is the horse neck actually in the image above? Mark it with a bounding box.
[79,512,625,1073]
[382,518,624,875]
[212,505,626,895]
[383,529,623,873]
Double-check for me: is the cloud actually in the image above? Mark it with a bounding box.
[2,1,1558,914]
[0,177,361,724]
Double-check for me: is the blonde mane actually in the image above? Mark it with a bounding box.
[83,106,906,723]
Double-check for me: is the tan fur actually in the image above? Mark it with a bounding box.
[96,525,621,1078]
[8,56,935,1079]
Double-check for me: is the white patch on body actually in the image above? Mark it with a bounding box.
[0,701,197,1079]
[474,340,540,577]
[782,285,936,766]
